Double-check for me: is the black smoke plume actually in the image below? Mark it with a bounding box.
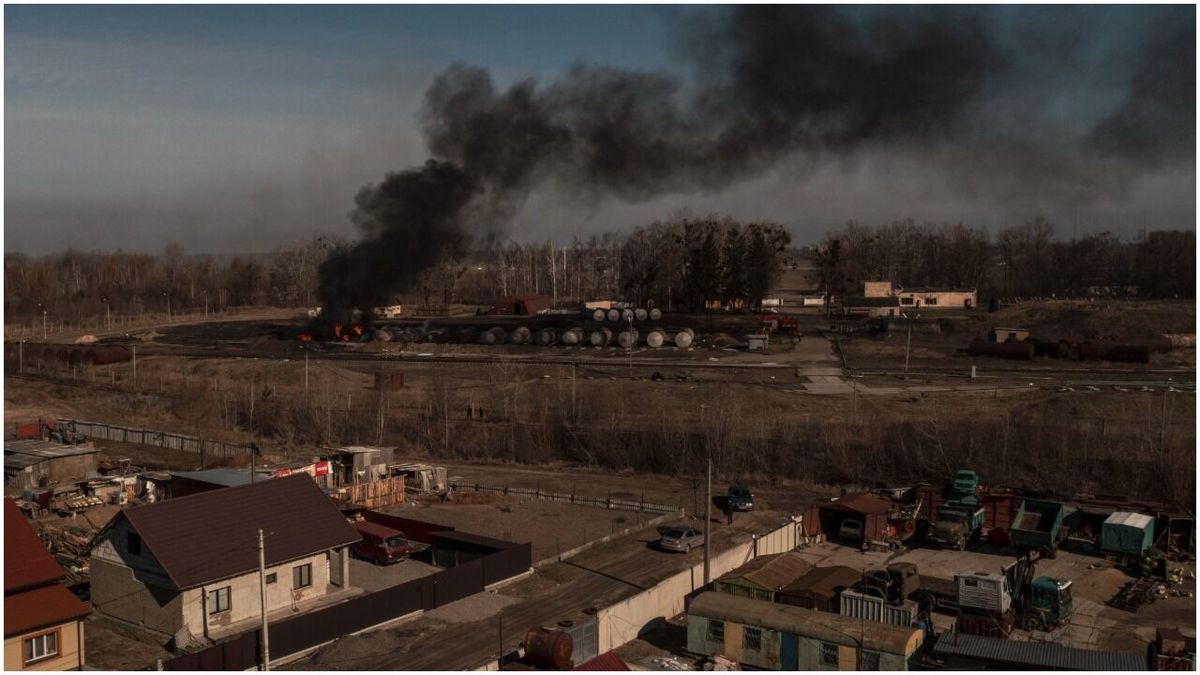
[317,5,1193,317]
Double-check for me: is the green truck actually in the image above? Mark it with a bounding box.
[1010,499,1069,559]
[928,469,985,550]
[929,498,986,550]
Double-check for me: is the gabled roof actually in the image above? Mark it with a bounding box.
[114,474,359,590]
[823,492,894,515]
[5,498,65,593]
[780,565,864,597]
[5,584,90,637]
[718,552,813,591]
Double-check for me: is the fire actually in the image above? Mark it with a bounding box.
[298,333,313,343]
[333,324,343,339]
[353,325,364,336]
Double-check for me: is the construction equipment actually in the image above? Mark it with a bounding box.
[955,554,1073,636]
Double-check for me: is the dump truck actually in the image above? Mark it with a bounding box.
[928,498,986,550]
[1010,499,1069,559]
[947,469,980,502]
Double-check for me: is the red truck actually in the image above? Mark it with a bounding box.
[757,315,799,335]
[351,521,414,565]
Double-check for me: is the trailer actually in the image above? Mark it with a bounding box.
[1010,499,1068,558]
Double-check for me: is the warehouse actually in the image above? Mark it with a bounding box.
[686,592,923,670]
[4,440,100,495]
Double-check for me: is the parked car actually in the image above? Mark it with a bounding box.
[659,527,704,553]
[728,484,755,511]
[838,518,864,543]
[351,521,413,565]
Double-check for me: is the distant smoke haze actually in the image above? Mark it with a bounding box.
[315,5,1195,315]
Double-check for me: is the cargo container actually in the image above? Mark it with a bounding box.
[1101,511,1155,555]
[839,588,917,626]
[1009,499,1067,558]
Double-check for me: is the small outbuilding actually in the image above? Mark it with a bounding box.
[715,553,813,602]
[989,327,1031,343]
[490,294,551,316]
[819,493,896,547]
[4,440,100,495]
[776,565,863,613]
[1101,511,1155,555]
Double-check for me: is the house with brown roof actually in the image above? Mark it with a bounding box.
[5,498,91,671]
[714,552,813,602]
[88,475,360,647]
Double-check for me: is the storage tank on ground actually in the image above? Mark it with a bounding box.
[590,327,613,347]
[674,327,695,348]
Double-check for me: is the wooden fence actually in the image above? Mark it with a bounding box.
[55,418,255,460]
[450,481,679,515]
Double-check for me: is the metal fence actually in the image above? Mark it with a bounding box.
[450,481,679,515]
[56,418,253,460]
[161,518,533,671]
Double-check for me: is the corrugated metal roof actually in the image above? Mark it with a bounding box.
[116,474,360,590]
[5,583,90,637]
[718,552,812,591]
[1104,511,1153,529]
[170,468,255,488]
[5,440,99,460]
[689,592,920,654]
[780,565,863,597]
[5,498,66,593]
[932,631,1146,670]
[574,652,630,671]
[823,492,894,515]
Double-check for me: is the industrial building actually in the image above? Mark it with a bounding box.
[88,475,359,646]
[5,498,91,671]
[686,591,924,670]
[4,440,100,495]
[862,281,978,310]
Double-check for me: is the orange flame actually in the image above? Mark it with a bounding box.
[353,325,364,336]
[333,324,343,339]
[298,333,313,343]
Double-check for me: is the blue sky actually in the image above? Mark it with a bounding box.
[4,5,1195,254]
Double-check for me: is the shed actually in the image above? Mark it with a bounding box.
[931,631,1146,670]
[715,553,813,601]
[776,565,863,612]
[4,440,100,494]
[820,493,895,546]
[1101,511,1155,555]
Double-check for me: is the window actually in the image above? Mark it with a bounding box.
[293,563,312,589]
[900,297,914,305]
[860,650,881,671]
[23,631,58,664]
[819,642,839,668]
[926,296,938,305]
[265,573,277,585]
[207,586,231,615]
[743,627,762,652]
[127,532,142,556]
[706,620,724,643]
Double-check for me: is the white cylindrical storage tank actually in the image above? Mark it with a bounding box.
[634,308,648,321]
[674,327,695,348]
[592,309,606,322]
[621,308,634,322]
[590,327,613,347]
[561,327,583,345]
[646,330,666,348]
[606,309,621,322]
[618,329,639,349]
[649,308,663,321]
[535,328,557,346]
[509,326,532,345]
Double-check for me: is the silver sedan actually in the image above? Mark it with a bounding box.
[658,527,704,552]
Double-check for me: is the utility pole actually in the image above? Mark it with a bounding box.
[258,529,270,671]
[703,456,712,586]
[132,345,138,387]
[304,354,309,395]
[18,340,23,374]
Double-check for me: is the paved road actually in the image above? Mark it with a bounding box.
[302,519,757,670]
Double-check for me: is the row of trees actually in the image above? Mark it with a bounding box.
[816,217,1195,300]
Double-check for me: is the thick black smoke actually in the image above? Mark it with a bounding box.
[317,5,1193,316]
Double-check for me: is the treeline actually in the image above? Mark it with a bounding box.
[817,217,1195,300]
[462,217,791,311]
[4,239,329,322]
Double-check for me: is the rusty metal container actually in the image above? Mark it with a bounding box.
[524,627,573,670]
[1078,341,1151,363]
